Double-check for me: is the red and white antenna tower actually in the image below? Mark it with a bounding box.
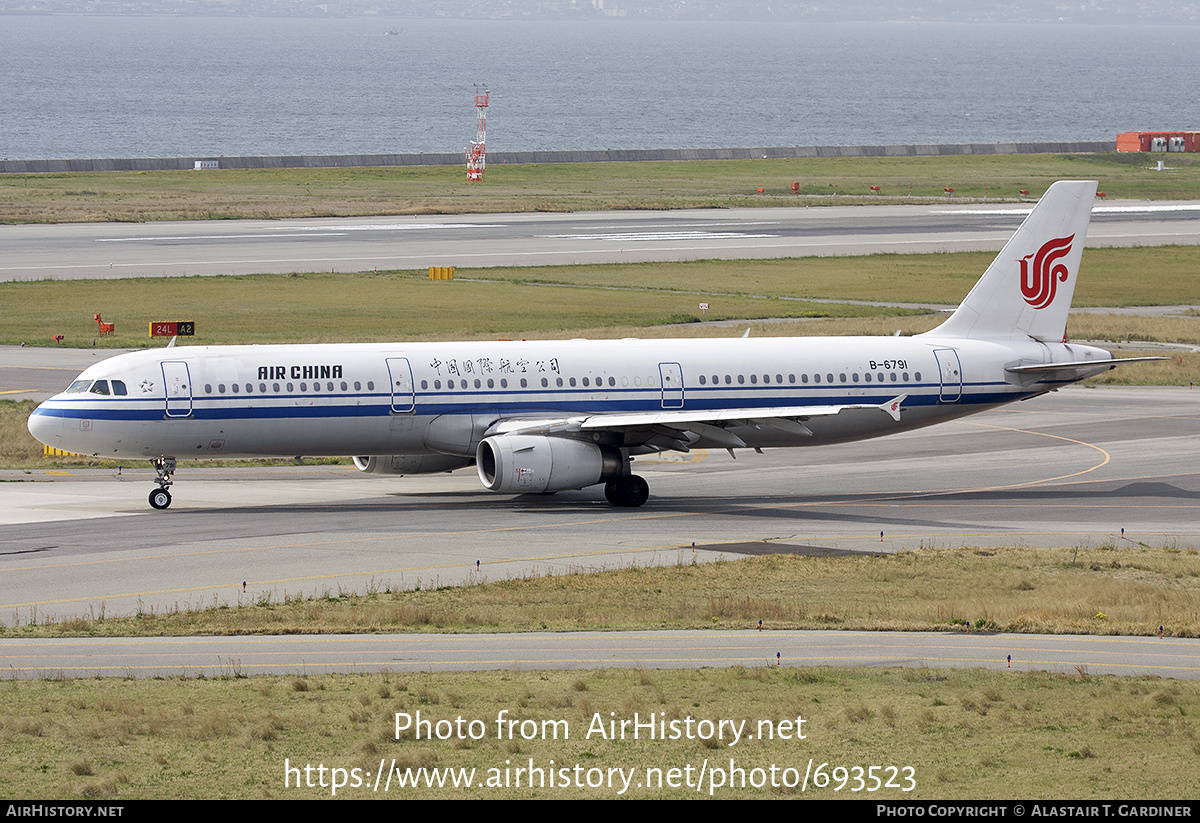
[466,87,488,181]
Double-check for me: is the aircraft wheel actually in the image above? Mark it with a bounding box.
[608,476,649,508]
[149,489,172,510]
[622,475,649,508]
[604,480,620,505]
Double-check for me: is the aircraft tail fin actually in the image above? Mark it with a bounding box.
[921,180,1097,342]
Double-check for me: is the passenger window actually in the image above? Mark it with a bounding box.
[232,384,240,394]
[204,384,213,394]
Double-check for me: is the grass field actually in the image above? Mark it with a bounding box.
[3,151,1199,224]
[4,247,1199,349]
[4,665,1198,799]
[7,546,1197,640]
[4,546,1199,798]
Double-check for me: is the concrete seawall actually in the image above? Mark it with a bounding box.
[0,141,1116,174]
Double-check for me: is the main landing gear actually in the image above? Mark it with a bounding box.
[604,475,649,508]
[149,457,176,510]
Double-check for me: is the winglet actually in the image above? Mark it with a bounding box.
[881,394,907,422]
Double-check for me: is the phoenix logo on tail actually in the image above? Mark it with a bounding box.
[1020,234,1075,309]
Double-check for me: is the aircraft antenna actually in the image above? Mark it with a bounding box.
[466,87,488,182]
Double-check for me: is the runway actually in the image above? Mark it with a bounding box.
[3,201,1200,280]
[2,387,1197,632]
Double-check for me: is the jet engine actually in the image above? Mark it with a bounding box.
[476,435,623,494]
[352,454,472,475]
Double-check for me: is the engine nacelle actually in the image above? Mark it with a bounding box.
[352,454,472,475]
[476,435,622,494]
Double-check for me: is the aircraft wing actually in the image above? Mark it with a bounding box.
[487,395,907,451]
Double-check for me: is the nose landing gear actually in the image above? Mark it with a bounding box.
[149,457,176,509]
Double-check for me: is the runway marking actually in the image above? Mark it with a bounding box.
[957,422,1111,488]
[539,231,780,241]
[0,388,33,395]
[0,365,82,371]
[93,224,505,242]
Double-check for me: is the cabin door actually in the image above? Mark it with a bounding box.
[386,357,415,413]
[659,362,684,409]
[933,349,962,403]
[161,361,193,418]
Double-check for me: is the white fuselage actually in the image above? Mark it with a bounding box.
[27,334,1110,462]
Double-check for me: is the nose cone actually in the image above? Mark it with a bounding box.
[27,406,63,449]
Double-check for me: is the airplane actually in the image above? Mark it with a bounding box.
[27,180,1160,510]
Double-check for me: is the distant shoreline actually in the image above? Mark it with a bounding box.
[0,140,1116,174]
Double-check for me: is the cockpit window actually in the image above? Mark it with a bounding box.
[88,380,111,395]
[66,380,91,394]
[111,380,128,396]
